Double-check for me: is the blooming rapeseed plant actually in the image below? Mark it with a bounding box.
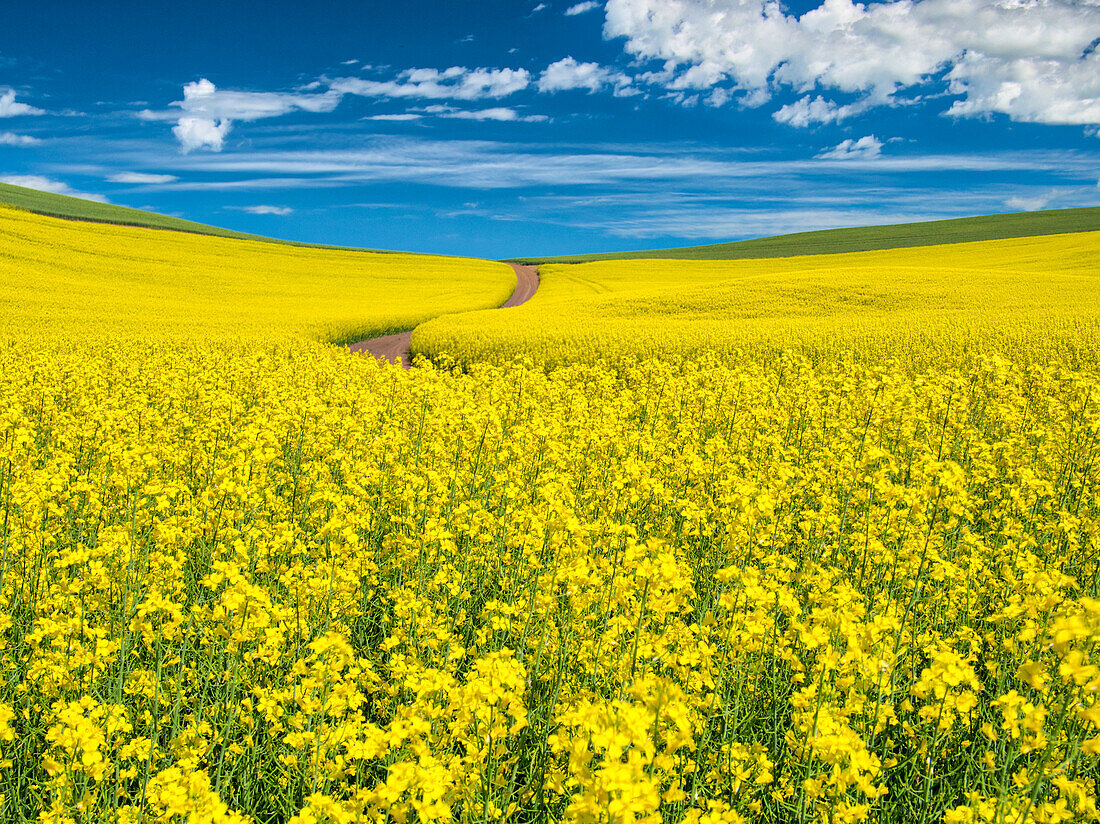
[0,205,1098,822]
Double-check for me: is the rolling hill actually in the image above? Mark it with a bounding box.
[0,181,388,252]
[0,202,514,345]
[0,181,300,242]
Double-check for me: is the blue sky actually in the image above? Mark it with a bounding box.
[1,0,1097,258]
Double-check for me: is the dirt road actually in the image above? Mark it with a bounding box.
[348,263,538,369]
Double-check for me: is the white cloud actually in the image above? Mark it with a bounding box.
[146,67,540,152]
[705,88,731,108]
[0,131,39,146]
[145,78,342,153]
[172,116,233,152]
[365,113,424,121]
[0,89,44,117]
[522,184,1100,240]
[422,105,548,122]
[538,56,632,94]
[164,136,1094,193]
[570,206,941,239]
[0,175,108,202]
[1005,189,1066,211]
[773,96,867,128]
[947,51,1100,126]
[234,205,294,215]
[530,3,550,13]
[565,1,600,14]
[817,135,884,160]
[331,67,531,101]
[177,78,342,120]
[604,0,1100,127]
[107,171,179,184]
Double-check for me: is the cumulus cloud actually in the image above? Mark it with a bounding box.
[144,78,342,152]
[603,0,1100,127]
[0,174,108,202]
[234,205,294,215]
[817,135,884,160]
[0,131,39,146]
[0,89,44,117]
[538,57,632,94]
[947,51,1100,126]
[773,96,868,128]
[565,1,601,14]
[172,116,232,152]
[331,67,531,101]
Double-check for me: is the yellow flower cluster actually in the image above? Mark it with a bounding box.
[0,205,514,345]
[1,207,1098,822]
[414,231,1100,370]
[1,343,1097,822]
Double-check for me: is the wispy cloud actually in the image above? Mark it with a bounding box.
[567,207,951,239]
[56,131,1094,249]
[161,138,1095,191]
[564,2,600,15]
[331,67,530,102]
[364,113,424,121]
[421,105,548,122]
[229,204,294,215]
[1002,187,1088,212]
[0,131,40,146]
[107,171,179,184]
[365,106,547,123]
[511,184,1088,240]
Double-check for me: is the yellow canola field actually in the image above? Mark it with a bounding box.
[0,209,1098,824]
[413,232,1100,368]
[0,205,515,344]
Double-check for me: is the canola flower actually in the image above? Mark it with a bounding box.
[0,206,1098,823]
[0,205,515,344]
[413,232,1100,370]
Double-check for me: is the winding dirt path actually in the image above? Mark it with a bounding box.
[501,262,539,308]
[348,263,539,369]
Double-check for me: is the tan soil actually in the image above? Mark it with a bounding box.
[348,263,539,369]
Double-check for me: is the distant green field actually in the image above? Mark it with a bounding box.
[0,182,297,242]
[510,207,1100,263]
[0,182,388,252]
[9,181,1097,266]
